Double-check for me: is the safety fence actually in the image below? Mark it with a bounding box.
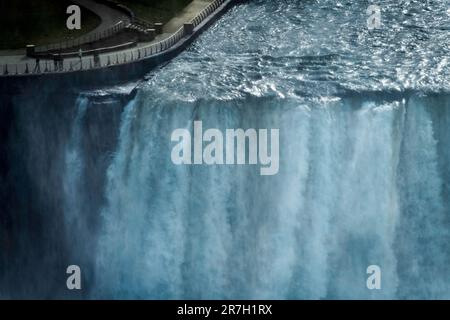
[191,0,226,27]
[1,0,227,76]
[35,21,128,54]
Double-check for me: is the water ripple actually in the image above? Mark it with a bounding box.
[140,0,450,101]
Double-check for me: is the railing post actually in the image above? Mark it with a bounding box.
[184,23,194,35]
[26,44,35,57]
[154,23,163,34]
[139,28,155,42]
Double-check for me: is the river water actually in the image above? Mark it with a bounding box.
[2,0,450,299]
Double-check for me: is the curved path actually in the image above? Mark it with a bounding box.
[0,0,130,63]
[0,0,220,76]
[72,0,131,39]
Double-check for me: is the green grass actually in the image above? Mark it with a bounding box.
[113,0,193,24]
[0,0,101,50]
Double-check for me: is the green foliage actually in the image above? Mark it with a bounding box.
[116,0,192,23]
[0,0,101,49]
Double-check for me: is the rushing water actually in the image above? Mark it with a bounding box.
[2,0,450,299]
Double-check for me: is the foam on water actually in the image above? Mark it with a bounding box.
[61,0,450,298]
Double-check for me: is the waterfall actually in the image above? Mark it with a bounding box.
[90,92,450,299]
[64,97,89,240]
[2,0,450,300]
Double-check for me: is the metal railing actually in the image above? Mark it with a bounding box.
[34,20,128,54]
[133,17,155,30]
[1,0,227,76]
[191,0,225,27]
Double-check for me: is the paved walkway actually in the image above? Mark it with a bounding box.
[0,0,130,61]
[0,0,215,73]
[131,0,213,49]
[72,0,131,39]
[164,0,213,33]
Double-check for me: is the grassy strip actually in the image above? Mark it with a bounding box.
[0,0,101,50]
[113,0,193,24]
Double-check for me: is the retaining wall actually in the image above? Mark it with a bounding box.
[0,0,241,94]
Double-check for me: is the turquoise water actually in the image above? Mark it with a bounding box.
[2,0,450,299]
[87,0,450,298]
